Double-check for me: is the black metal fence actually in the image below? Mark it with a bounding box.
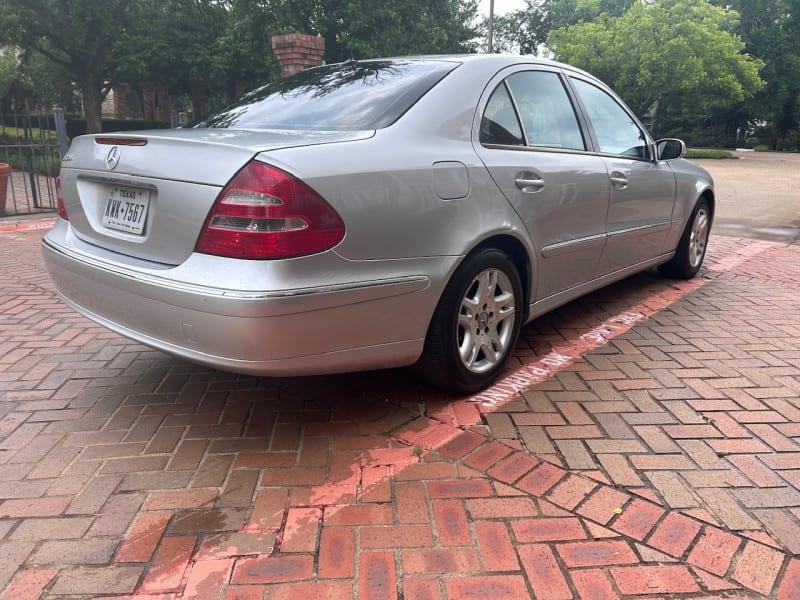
[0,109,60,218]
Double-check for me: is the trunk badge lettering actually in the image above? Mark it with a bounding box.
[105,146,120,170]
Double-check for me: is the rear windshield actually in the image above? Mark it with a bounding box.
[193,59,459,130]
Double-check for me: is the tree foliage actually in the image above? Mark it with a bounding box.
[487,1,549,54]
[488,0,634,54]
[1,48,74,109]
[0,0,478,132]
[213,0,282,92]
[113,1,229,92]
[2,0,793,147]
[707,0,800,148]
[547,0,764,135]
[0,0,142,132]
[267,0,478,63]
[0,48,16,100]
[547,0,634,29]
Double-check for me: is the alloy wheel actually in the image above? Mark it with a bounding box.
[689,207,709,268]
[456,268,517,374]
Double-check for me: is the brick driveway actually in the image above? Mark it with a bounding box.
[1,225,799,599]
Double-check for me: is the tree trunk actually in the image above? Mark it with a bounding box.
[81,71,104,134]
[649,99,661,138]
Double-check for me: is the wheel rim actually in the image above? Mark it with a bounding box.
[688,208,709,268]
[456,268,517,374]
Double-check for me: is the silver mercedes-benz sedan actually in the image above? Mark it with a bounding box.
[42,55,713,393]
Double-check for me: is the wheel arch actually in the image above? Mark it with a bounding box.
[414,235,531,393]
[700,188,715,223]
[466,233,533,322]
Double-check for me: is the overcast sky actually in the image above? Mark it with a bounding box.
[477,0,528,18]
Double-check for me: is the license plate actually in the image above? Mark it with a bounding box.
[101,185,150,234]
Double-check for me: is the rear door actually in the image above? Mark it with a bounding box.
[568,76,677,275]
[473,67,610,300]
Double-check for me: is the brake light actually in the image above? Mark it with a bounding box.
[196,161,345,259]
[56,177,69,220]
[95,137,148,146]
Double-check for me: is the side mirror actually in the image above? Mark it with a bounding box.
[656,138,687,161]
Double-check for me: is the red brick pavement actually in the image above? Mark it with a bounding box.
[0,226,799,598]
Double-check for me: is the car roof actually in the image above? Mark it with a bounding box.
[354,53,595,80]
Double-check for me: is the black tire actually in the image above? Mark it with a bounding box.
[415,248,523,394]
[658,197,711,279]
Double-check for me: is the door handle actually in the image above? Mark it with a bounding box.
[515,177,545,192]
[610,172,628,189]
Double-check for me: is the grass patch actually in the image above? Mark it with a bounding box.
[685,149,736,159]
[1,147,61,177]
[0,124,61,176]
[0,126,58,144]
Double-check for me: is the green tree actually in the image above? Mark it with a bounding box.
[213,0,281,94]
[0,48,16,101]
[0,0,142,132]
[547,0,634,29]
[488,0,633,54]
[3,48,75,109]
[709,0,800,148]
[272,0,479,62]
[548,0,764,135]
[488,1,549,54]
[114,0,229,95]
[0,0,237,132]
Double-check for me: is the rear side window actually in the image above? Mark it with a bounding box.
[193,60,458,130]
[479,70,586,151]
[480,83,525,146]
[506,71,585,151]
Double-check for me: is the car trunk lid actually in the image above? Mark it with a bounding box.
[60,129,372,265]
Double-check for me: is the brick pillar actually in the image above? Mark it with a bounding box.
[141,83,156,120]
[190,80,208,119]
[113,84,128,119]
[271,33,325,77]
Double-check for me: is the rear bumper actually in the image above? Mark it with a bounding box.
[41,226,451,376]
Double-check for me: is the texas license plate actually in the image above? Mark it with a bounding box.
[101,185,150,234]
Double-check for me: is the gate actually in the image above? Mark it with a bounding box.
[0,108,61,218]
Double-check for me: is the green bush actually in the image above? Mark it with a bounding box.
[685,149,736,159]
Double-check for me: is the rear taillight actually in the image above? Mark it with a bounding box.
[196,161,345,259]
[56,177,69,220]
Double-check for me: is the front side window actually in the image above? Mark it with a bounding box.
[570,78,649,159]
[506,71,586,151]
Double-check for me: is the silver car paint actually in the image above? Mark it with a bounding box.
[42,55,713,377]
[44,222,448,375]
[595,154,678,276]
[61,130,375,266]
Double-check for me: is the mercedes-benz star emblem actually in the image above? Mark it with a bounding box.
[105,146,120,170]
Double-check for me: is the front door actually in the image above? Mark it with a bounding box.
[569,77,677,275]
